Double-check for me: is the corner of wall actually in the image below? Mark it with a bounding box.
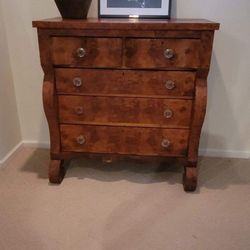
[0,1,22,162]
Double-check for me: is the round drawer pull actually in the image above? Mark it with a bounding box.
[74,106,84,115]
[76,135,86,145]
[77,47,86,58]
[165,80,176,90]
[164,109,173,119]
[161,139,171,149]
[164,49,175,59]
[73,77,82,87]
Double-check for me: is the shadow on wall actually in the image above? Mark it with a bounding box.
[20,148,250,192]
[200,53,229,151]
[170,0,177,18]
[200,29,247,152]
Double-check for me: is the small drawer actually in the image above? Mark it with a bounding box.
[58,96,192,128]
[125,38,200,68]
[52,37,122,67]
[55,69,195,97]
[60,125,189,157]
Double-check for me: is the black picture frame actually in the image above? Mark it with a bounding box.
[98,0,172,19]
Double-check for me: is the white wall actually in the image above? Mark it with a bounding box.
[173,0,250,157]
[0,2,21,161]
[0,0,60,146]
[0,0,249,158]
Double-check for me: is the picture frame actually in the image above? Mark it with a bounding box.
[98,0,172,19]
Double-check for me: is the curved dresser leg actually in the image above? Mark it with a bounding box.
[43,74,62,183]
[183,164,198,192]
[187,69,209,192]
[49,160,65,184]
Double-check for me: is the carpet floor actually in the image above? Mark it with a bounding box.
[0,146,250,250]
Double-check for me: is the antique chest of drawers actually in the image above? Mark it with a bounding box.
[33,18,219,191]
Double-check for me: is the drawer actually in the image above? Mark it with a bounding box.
[125,39,200,68]
[60,125,189,157]
[58,96,192,127]
[56,69,195,97]
[52,37,122,67]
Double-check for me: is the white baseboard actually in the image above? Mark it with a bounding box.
[0,141,23,168]
[22,140,50,149]
[199,148,250,159]
[0,141,49,168]
[0,141,249,168]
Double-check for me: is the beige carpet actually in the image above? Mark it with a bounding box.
[0,146,250,250]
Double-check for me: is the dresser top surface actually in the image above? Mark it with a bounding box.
[33,17,220,30]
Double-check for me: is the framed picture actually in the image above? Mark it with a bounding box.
[98,0,172,19]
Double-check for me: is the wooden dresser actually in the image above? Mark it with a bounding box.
[33,18,219,191]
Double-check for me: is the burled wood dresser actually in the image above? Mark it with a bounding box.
[33,18,219,191]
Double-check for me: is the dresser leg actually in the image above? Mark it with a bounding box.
[49,160,65,184]
[183,164,198,192]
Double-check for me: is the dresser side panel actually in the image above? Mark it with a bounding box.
[37,29,61,154]
[188,31,215,163]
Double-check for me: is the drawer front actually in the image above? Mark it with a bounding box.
[60,125,189,157]
[125,39,200,68]
[52,37,122,67]
[58,96,192,127]
[56,69,195,97]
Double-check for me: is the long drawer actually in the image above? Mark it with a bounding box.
[55,69,195,97]
[52,37,122,67]
[58,96,192,127]
[60,125,189,157]
[125,38,200,68]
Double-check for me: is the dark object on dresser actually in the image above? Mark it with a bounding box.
[55,0,92,19]
[32,18,220,191]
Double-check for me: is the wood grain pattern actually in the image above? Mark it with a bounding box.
[184,31,216,191]
[125,39,200,69]
[49,160,65,184]
[60,125,189,157]
[58,96,192,127]
[34,18,219,189]
[188,32,215,164]
[33,18,220,31]
[50,151,187,163]
[37,29,61,155]
[43,76,61,154]
[42,29,202,39]
[183,167,198,192]
[56,69,196,97]
[52,37,122,67]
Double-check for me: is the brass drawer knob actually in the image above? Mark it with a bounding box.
[77,47,86,58]
[164,109,173,119]
[73,77,82,87]
[76,135,86,145]
[74,106,84,115]
[161,139,171,148]
[165,80,176,90]
[164,49,175,59]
